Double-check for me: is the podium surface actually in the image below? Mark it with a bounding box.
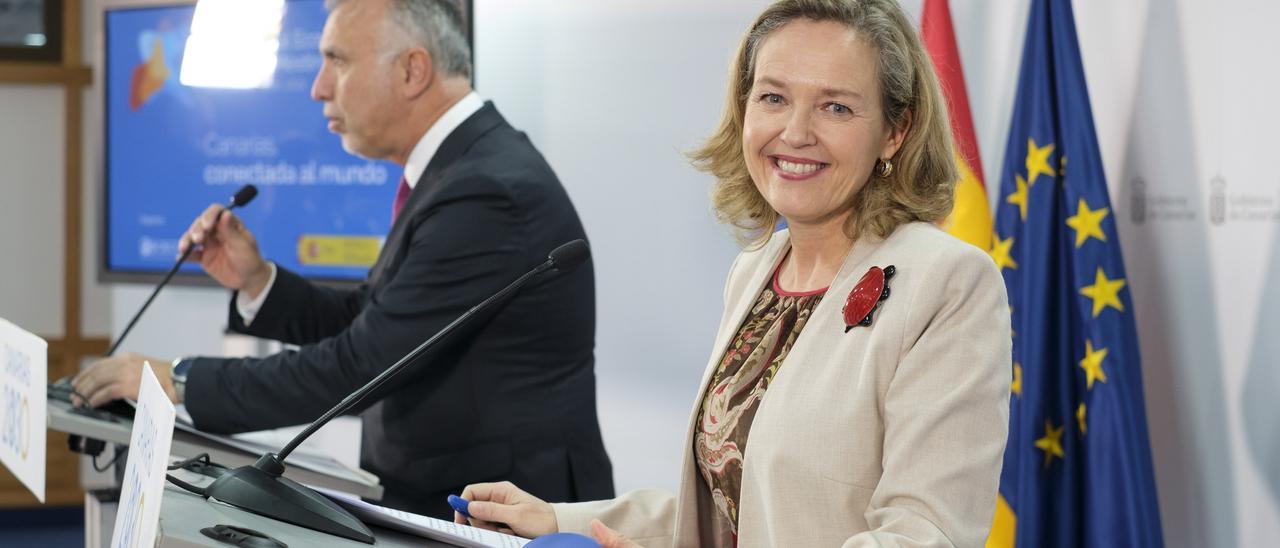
[46,397,383,499]
[158,481,450,547]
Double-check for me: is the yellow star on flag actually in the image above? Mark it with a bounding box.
[1034,419,1065,467]
[1026,138,1056,186]
[1077,403,1087,434]
[1007,174,1030,221]
[1066,198,1109,247]
[989,233,1018,271]
[1079,339,1109,389]
[1012,363,1023,397]
[1080,267,1126,317]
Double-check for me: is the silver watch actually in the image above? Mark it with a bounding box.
[170,356,189,403]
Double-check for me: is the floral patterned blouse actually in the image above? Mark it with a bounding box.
[693,262,827,534]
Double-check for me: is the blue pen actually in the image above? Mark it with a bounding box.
[448,494,472,519]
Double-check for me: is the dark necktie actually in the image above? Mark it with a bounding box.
[391,175,411,224]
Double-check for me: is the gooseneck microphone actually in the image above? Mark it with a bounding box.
[185,239,591,543]
[106,184,258,356]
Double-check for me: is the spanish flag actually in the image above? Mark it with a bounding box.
[921,0,992,250]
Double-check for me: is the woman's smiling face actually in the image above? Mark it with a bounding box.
[742,19,905,231]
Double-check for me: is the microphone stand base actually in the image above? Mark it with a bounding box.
[202,454,374,544]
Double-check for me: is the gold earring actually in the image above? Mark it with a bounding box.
[878,158,894,178]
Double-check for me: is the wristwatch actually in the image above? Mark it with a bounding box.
[170,357,193,403]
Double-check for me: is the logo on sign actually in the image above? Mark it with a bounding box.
[1210,176,1226,225]
[1126,175,1197,223]
[19,396,27,460]
[1131,178,1147,225]
[1,343,31,461]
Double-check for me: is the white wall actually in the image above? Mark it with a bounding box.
[0,85,66,337]
[474,0,766,494]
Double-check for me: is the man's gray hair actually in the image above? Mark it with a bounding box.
[327,0,472,78]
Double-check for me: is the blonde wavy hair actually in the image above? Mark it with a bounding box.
[691,0,957,247]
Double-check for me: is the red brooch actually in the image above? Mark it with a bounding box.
[842,265,896,332]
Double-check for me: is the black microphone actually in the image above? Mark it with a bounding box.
[190,239,591,543]
[106,184,258,356]
[548,239,589,272]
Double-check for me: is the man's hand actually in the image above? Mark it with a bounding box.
[179,204,271,298]
[455,481,558,538]
[72,352,177,407]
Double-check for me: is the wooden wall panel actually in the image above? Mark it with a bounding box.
[0,0,107,509]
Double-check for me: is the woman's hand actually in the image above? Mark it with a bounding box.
[589,519,643,548]
[455,481,558,538]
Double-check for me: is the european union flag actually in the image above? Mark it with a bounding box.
[988,0,1164,546]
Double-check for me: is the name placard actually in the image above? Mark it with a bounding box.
[111,362,176,548]
[0,318,47,502]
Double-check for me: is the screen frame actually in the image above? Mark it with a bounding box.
[0,0,64,63]
[95,0,475,286]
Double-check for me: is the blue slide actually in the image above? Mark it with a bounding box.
[105,0,396,281]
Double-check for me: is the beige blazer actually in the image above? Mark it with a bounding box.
[554,222,1011,547]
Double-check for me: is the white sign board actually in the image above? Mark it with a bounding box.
[0,318,47,502]
[111,362,176,548]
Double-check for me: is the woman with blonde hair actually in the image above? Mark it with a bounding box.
[458,1,1010,545]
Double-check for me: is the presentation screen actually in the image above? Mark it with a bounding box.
[103,0,400,282]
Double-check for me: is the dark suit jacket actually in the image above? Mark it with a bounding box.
[184,102,614,518]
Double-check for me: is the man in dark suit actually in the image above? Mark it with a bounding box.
[74,0,613,518]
